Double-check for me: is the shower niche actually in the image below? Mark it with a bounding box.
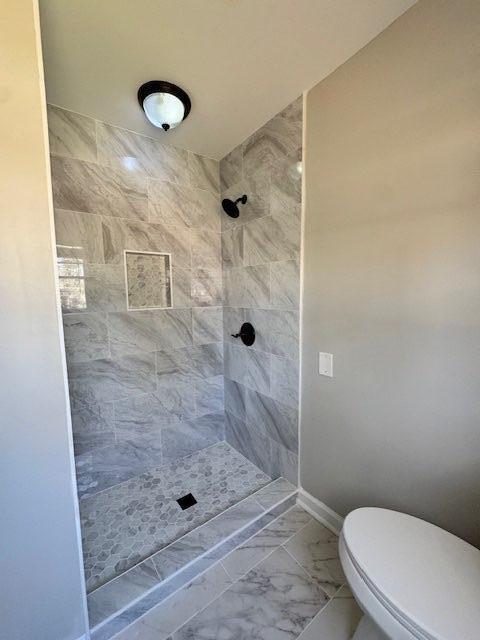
[124,250,172,310]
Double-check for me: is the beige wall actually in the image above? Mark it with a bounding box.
[301,0,480,546]
[0,1,87,638]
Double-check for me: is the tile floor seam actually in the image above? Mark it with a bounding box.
[170,542,331,640]
[281,542,333,601]
[140,565,233,638]
[293,586,340,640]
[217,502,303,582]
[166,547,283,638]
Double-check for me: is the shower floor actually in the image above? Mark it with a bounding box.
[80,442,271,592]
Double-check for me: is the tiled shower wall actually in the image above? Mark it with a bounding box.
[220,97,302,485]
[47,105,224,498]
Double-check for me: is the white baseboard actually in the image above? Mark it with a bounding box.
[297,488,344,535]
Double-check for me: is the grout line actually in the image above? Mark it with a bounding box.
[140,564,234,639]
[281,544,333,601]
[48,102,221,163]
[170,496,313,615]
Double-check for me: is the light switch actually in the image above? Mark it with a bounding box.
[319,352,333,377]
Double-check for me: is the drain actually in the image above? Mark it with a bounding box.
[176,493,197,510]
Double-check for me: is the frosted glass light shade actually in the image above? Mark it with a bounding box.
[143,92,185,130]
[138,81,191,132]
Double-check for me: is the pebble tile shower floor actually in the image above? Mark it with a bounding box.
[81,442,271,592]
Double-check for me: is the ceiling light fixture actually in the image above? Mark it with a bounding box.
[137,81,191,132]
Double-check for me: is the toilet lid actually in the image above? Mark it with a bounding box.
[342,508,480,640]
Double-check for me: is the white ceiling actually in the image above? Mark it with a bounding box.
[39,0,416,159]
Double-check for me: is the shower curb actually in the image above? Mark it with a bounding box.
[90,478,297,640]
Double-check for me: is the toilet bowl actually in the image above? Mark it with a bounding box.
[339,507,480,640]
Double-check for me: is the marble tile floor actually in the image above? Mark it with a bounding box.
[82,442,271,592]
[111,504,362,640]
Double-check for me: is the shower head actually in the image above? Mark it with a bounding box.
[221,195,247,218]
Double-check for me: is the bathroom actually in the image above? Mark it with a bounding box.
[2,1,480,639]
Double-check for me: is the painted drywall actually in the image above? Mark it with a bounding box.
[0,1,88,638]
[38,0,416,158]
[301,0,480,546]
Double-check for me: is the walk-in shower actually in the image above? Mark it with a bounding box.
[47,94,302,636]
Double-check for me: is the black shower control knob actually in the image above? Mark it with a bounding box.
[231,322,255,347]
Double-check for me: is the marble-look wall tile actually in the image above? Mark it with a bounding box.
[47,105,97,162]
[225,411,297,484]
[96,121,188,183]
[51,156,148,221]
[63,312,109,363]
[156,344,223,387]
[219,145,242,191]
[219,95,302,485]
[49,106,229,496]
[188,152,220,193]
[162,413,225,462]
[193,307,223,345]
[195,376,224,416]
[243,208,300,266]
[224,343,270,395]
[270,260,299,309]
[223,265,270,308]
[101,218,191,267]
[221,175,270,231]
[54,209,104,264]
[221,226,244,269]
[75,439,163,498]
[270,152,302,217]
[148,180,220,231]
[223,307,246,346]
[245,388,298,453]
[224,379,246,422]
[84,264,126,312]
[270,354,299,409]
[191,268,222,307]
[171,266,192,309]
[71,398,115,455]
[242,109,302,178]
[108,309,193,357]
[191,230,222,270]
[114,384,196,439]
[68,353,156,404]
[245,308,299,359]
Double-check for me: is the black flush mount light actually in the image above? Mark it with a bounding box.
[138,81,191,131]
[231,322,255,347]
[221,195,247,218]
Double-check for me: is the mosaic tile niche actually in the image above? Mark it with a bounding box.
[124,251,172,310]
[48,104,224,499]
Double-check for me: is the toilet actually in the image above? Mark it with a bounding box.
[339,507,480,640]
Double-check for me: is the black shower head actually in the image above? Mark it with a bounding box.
[221,195,247,218]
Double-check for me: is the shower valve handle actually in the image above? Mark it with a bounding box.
[230,322,255,347]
